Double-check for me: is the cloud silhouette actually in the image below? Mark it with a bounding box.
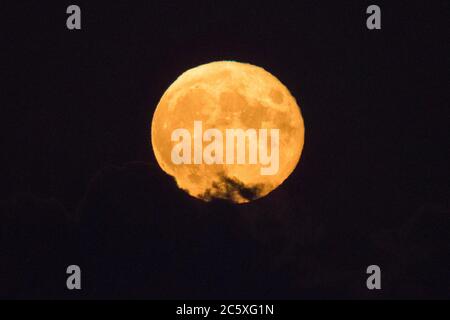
[200,173,266,202]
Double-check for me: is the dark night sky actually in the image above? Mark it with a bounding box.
[0,1,448,299]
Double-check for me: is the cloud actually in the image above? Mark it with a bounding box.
[200,173,265,202]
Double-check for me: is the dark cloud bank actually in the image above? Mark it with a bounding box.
[0,162,448,299]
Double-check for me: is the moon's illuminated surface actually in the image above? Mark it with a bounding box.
[151,61,304,203]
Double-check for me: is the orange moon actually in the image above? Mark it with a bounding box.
[151,61,304,203]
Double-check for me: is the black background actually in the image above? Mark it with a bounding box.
[0,1,448,299]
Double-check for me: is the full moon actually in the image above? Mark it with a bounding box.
[151,61,304,203]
